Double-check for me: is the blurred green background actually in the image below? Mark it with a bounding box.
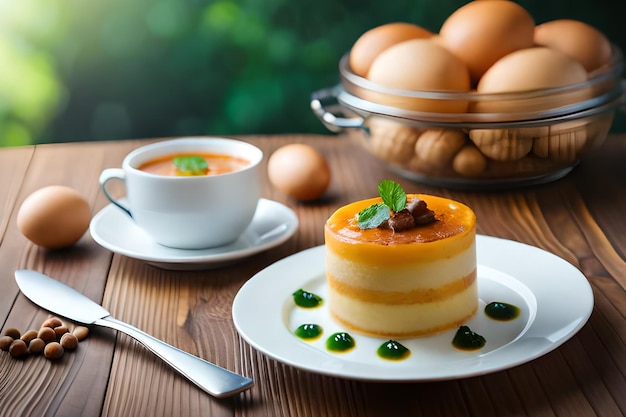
[0,0,624,147]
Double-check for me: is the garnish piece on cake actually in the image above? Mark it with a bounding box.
[357,180,435,231]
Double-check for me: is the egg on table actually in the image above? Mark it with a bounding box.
[17,185,91,249]
[267,144,331,201]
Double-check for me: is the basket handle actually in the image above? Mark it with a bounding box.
[310,87,365,132]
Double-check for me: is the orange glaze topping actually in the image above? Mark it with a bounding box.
[325,194,476,265]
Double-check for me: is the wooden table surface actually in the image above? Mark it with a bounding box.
[1,133,625,417]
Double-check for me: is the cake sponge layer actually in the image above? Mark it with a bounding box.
[328,275,478,338]
[326,241,476,292]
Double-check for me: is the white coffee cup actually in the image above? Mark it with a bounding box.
[99,137,263,249]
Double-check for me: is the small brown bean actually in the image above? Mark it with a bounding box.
[0,335,14,351]
[44,342,64,360]
[54,326,69,339]
[42,317,63,329]
[60,333,78,350]
[20,329,39,344]
[72,326,89,341]
[29,338,46,355]
[9,339,28,358]
[38,327,57,344]
[3,328,20,339]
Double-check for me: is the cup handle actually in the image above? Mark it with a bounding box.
[99,168,133,218]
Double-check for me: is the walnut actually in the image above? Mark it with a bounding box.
[414,129,467,168]
[469,128,533,161]
[533,122,587,163]
[364,118,422,163]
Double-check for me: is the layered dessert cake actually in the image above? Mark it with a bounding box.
[325,182,477,338]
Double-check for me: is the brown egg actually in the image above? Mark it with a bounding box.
[366,38,471,113]
[534,19,612,73]
[474,47,590,113]
[438,0,535,82]
[349,22,433,77]
[267,144,331,201]
[17,186,91,249]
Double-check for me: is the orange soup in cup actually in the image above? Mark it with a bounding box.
[138,152,250,176]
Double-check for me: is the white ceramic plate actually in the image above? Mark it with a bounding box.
[232,235,593,381]
[89,198,298,270]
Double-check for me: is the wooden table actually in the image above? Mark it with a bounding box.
[1,133,625,417]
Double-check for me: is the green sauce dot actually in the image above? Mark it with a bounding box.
[294,324,322,340]
[485,301,520,321]
[452,325,486,351]
[377,340,410,361]
[326,332,355,352]
[292,289,323,308]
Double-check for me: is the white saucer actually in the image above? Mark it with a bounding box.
[232,235,594,381]
[89,198,299,270]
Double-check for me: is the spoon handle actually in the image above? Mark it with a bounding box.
[95,316,254,398]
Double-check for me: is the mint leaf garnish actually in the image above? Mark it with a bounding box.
[357,180,408,229]
[173,156,208,176]
[357,203,390,229]
[378,180,406,213]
